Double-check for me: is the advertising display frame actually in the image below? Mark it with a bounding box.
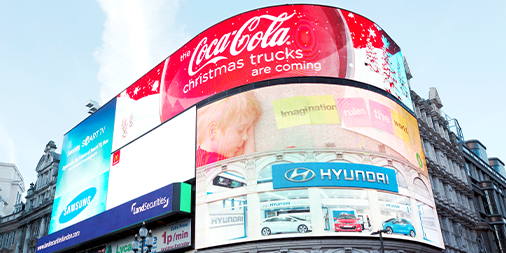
[44,3,444,252]
[49,2,417,241]
[193,81,443,250]
[50,98,118,233]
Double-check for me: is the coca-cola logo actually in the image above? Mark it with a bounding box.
[188,12,295,76]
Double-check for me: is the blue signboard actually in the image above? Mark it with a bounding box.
[37,183,191,253]
[50,172,109,232]
[55,99,117,198]
[272,162,398,193]
[50,99,117,233]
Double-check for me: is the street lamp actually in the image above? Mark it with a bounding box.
[132,222,154,253]
[371,229,389,253]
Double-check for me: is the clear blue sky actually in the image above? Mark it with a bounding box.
[0,0,504,193]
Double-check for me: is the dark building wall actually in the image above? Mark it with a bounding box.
[464,143,506,253]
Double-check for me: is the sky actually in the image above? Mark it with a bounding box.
[0,0,504,195]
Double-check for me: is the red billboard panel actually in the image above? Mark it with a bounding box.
[160,5,412,122]
[112,4,412,157]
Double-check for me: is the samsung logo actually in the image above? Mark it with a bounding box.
[59,187,96,224]
[66,145,80,157]
[284,168,316,182]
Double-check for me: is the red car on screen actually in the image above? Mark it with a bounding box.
[334,214,362,232]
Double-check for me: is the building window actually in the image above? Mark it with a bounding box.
[10,231,15,245]
[453,223,462,247]
[396,171,408,189]
[484,190,500,215]
[4,233,9,247]
[414,178,430,199]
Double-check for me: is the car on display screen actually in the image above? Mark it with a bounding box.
[382,218,416,237]
[334,214,362,232]
[261,216,312,236]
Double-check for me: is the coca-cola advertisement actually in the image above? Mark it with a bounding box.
[112,4,412,154]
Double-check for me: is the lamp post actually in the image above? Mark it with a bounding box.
[370,229,388,253]
[132,222,154,253]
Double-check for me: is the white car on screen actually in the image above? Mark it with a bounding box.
[261,216,312,236]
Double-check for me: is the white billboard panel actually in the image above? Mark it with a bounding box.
[106,107,196,210]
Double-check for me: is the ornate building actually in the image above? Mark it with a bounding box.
[0,163,25,216]
[412,87,482,252]
[0,141,59,253]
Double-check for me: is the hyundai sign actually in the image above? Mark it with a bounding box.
[272,162,398,193]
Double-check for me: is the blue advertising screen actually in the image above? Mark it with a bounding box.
[50,98,117,233]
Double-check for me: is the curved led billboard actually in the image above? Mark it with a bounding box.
[195,84,443,249]
[161,5,412,120]
[110,4,413,152]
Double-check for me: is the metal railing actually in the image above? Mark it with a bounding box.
[441,110,465,144]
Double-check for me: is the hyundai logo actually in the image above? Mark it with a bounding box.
[284,168,316,182]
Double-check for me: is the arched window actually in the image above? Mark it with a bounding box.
[395,171,408,189]
[257,162,289,184]
[257,165,273,183]
[10,231,15,245]
[414,177,430,199]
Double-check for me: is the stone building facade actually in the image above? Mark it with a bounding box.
[411,87,500,252]
[0,141,59,253]
[0,163,25,216]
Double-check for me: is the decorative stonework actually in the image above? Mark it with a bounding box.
[0,141,59,253]
[411,89,479,253]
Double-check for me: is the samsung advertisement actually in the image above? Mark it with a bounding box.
[50,99,117,233]
[195,84,443,249]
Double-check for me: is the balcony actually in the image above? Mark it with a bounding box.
[0,211,22,223]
